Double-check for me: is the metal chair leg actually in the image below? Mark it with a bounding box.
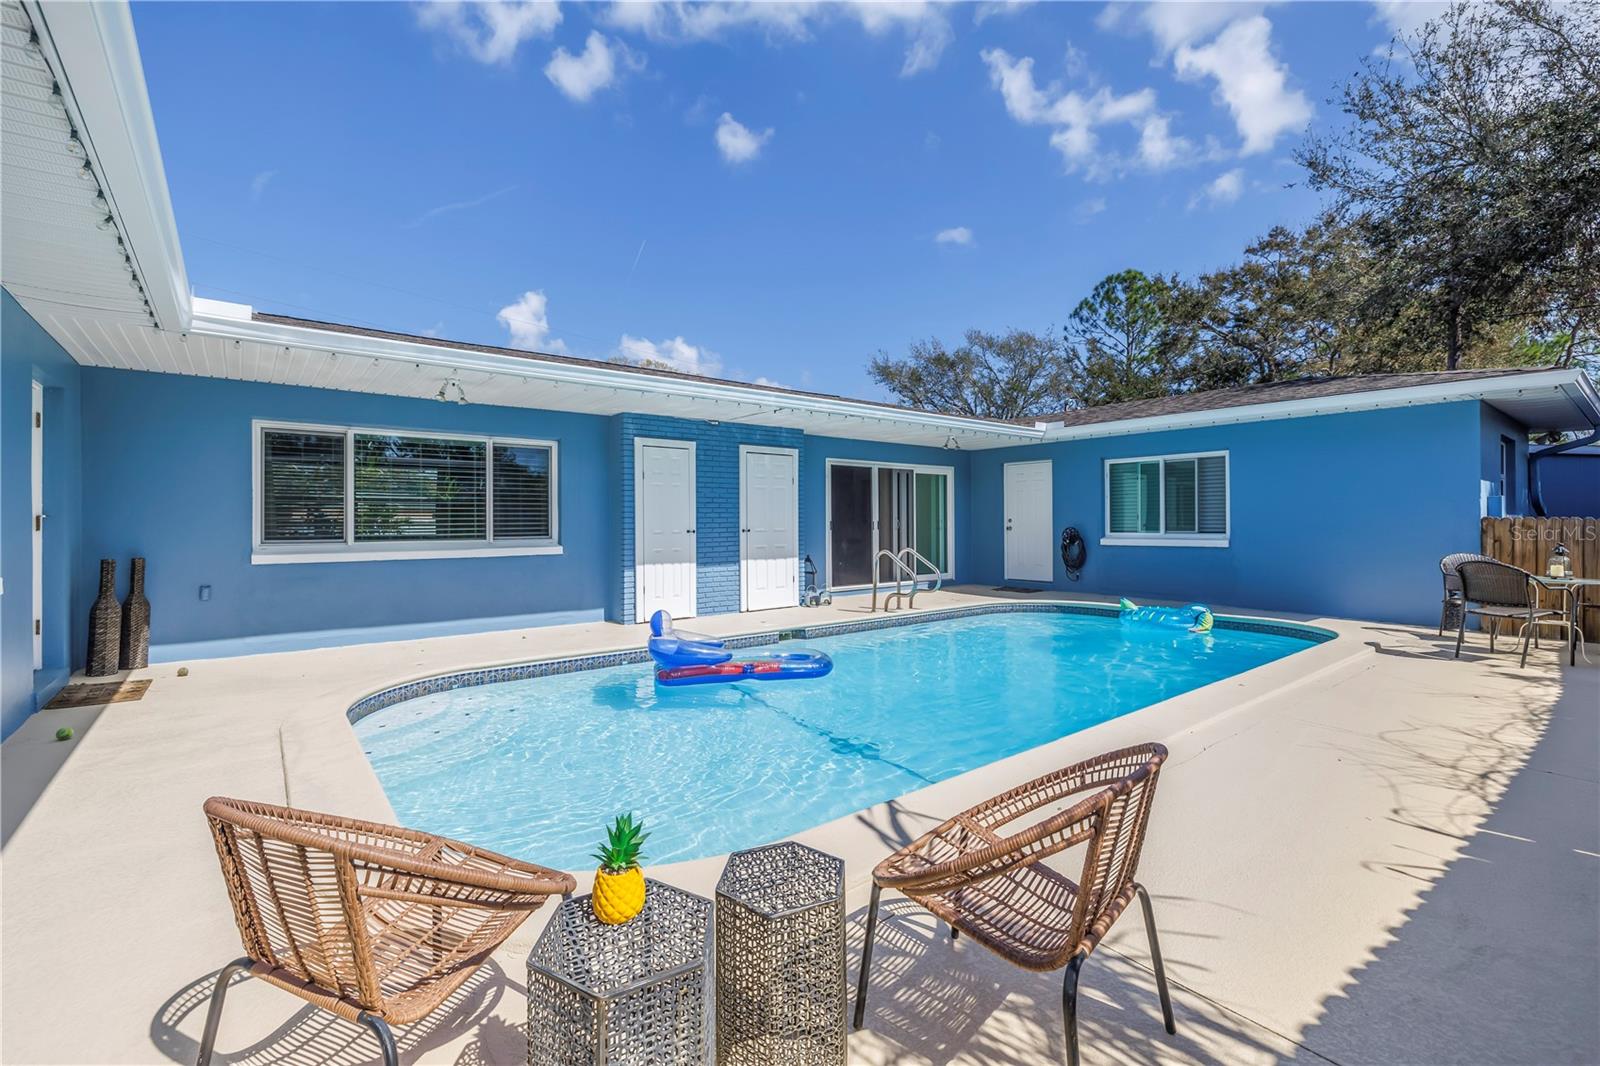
[852,883,882,1030]
[358,1012,399,1066]
[1520,617,1533,668]
[950,922,959,941]
[1063,952,1085,1066]
[1455,608,1468,658]
[195,957,255,1066]
[1135,883,1177,1036]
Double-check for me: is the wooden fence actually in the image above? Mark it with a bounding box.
[1480,516,1600,642]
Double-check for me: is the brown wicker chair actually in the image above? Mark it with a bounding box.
[197,797,575,1066]
[1453,559,1567,667]
[852,743,1172,1066]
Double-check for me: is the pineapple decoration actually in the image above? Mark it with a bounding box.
[591,813,649,924]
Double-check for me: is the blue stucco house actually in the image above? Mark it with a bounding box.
[4,4,1599,740]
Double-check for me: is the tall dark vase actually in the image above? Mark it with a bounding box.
[120,557,150,670]
[87,558,121,677]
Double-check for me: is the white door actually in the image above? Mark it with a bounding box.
[635,439,697,622]
[741,447,798,611]
[31,382,44,669]
[1004,460,1053,582]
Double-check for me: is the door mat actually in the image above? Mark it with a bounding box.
[45,679,152,709]
[993,585,1045,594]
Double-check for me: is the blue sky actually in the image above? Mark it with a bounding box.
[132,1,1431,400]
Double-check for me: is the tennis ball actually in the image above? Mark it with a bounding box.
[55,727,73,742]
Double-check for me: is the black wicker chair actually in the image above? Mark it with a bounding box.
[1454,560,1566,667]
[1439,552,1493,635]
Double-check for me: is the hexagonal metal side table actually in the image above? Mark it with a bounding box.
[715,842,846,1066]
[527,879,712,1066]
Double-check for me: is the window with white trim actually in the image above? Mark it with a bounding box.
[254,421,559,562]
[1103,451,1228,546]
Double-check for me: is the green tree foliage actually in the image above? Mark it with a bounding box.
[1060,270,1190,406]
[1297,0,1600,369]
[867,328,1075,420]
[869,1,1597,416]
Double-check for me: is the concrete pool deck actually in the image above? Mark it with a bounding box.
[2,587,1596,1065]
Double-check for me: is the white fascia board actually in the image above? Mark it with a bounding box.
[1039,370,1600,441]
[187,310,1047,444]
[27,1,191,330]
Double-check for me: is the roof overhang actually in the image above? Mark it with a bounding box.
[1036,369,1600,441]
[2,1,188,329]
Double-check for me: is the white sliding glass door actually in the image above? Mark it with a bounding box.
[826,460,953,590]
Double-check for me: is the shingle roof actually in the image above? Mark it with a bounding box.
[250,310,1016,428]
[1031,367,1564,428]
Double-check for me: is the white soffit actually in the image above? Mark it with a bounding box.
[1,1,187,327]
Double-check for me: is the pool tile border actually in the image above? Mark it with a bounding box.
[346,603,1335,724]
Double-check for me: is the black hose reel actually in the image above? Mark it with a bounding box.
[1060,527,1086,582]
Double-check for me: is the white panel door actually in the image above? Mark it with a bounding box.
[1004,460,1053,582]
[635,440,697,622]
[741,447,798,611]
[31,382,44,669]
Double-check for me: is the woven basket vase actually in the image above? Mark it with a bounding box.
[119,557,149,670]
[87,558,121,677]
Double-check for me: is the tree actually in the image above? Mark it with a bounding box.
[1297,0,1600,369]
[1061,270,1190,405]
[868,328,1075,419]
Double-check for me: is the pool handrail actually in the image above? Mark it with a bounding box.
[870,547,943,611]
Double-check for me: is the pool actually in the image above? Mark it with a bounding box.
[354,608,1324,870]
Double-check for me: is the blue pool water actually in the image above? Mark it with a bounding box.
[356,611,1319,870]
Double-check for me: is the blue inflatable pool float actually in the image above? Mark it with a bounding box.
[647,611,833,687]
[1119,597,1214,634]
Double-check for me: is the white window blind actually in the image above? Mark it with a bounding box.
[493,443,553,540]
[260,430,346,542]
[1106,452,1227,543]
[354,434,486,541]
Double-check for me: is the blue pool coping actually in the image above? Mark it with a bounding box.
[346,602,1337,725]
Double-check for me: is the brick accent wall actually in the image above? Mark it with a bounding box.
[618,414,806,622]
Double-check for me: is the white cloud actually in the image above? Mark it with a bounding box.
[982,47,1187,178]
[848,1,952,76]
[935,226,974,246]
[1173,16,1311,154]
[249,170,277,203]
[406,184,517,227]
[602,1,951,76]
[1370,0,1452,39]
[617,334,721,376]
[415,1,562,64]
[497,290,567,352]
[1103,2,1267,54]
[1074,196,1108,222]
[1137,114,1192,168]
[544,31,623,101]
[715,112,773,164]
[973,0,1035,26]
[1190,167,1245,208]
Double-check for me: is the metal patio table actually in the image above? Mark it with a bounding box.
[527,879,712,1066]
[1533,575,1600,665]
[715,841,847,1066]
